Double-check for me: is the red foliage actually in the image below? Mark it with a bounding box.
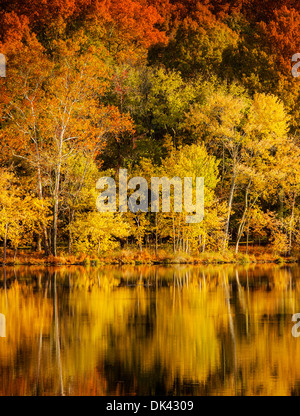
[258,6,300,74]
[0,0,167,49]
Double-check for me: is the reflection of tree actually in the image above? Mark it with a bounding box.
[102,271,229,394]
[53,272,64,396]
[2,265,300,395]
[223,271,237,393]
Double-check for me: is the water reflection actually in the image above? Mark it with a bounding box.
[0,264,300,395]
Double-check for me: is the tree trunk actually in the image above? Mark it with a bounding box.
[37,163,49,256]
[223,170,237,251]
[235,183,256,254]
[235,192,249,254]
[3,224,8,262]
[68,209,74,255]
[172,216,176,254]
[37,236,42,252]
[52,163,62,257]
[53,197,59,257]
[155,213,158,256]
[288,192,296,256]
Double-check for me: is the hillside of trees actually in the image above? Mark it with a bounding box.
[1,0,300,263]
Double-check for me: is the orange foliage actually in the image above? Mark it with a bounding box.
[258,6,300,75]
[0,0,167,50]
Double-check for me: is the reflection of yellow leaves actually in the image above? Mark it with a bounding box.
[2,265,300,395]
[0,282,52,364]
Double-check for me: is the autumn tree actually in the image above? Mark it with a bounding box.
[1,34,133,256]
[0,169,49,261]
[186,88,290,249]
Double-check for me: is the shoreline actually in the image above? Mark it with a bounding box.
[0,250,299,267]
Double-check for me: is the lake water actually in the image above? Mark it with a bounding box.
[0,264,300,396]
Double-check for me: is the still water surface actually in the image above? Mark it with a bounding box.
[0,264,300,396]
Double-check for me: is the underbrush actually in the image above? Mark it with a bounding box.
[0,246,299,266]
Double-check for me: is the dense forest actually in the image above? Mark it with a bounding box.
[1,0,300,263]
